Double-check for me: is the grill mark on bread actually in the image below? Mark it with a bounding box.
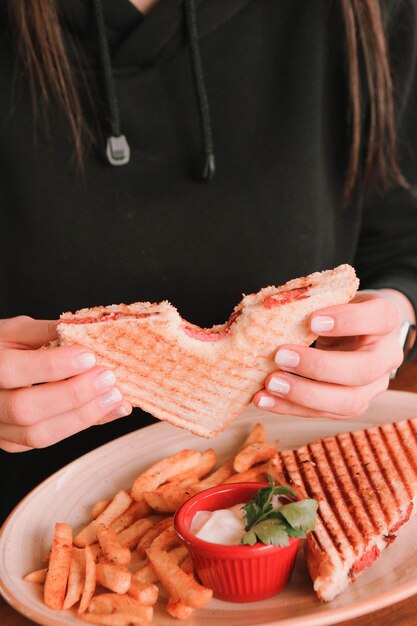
[334,434,383,535]
[394,420,417,475]
[278,450,339,566]
[298,444,353,561]
[380,424,417,499]
[351,430,395,524]
[308,441,364,558]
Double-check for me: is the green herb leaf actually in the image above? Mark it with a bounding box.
[279,499,318,533]
[240,475,318,546]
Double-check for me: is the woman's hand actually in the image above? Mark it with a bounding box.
[253,292,407,419]
[0,316,132,452]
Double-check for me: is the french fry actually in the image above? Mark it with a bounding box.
[116,518,154,550]
[96,563,131,594]
[111,498,152,533]
[233,442,278,473]
[44,523,73,610]
[91,500,110,520]
[242,422,268,447]
[200,459,235,487]
[131,450,202,500]
[136,517,173,558]
[166,555,196,619]
[23,568,48,584]
[161,481,208,511]
[225,460,273,484]
[78,545,97,614]
[63,547,86,609]
[80,613,153,626]
[143,491,172,513]
[88,593,153,620]
[146,543,212,609]
[132,545,188,584]
[127,580,158,606]
[167,448,218,483]
[97,524,131,566]
[166,597,193,620]
[149,527,180,552]
[75,491,133,548]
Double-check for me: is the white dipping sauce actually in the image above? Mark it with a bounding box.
[190,503,246,545]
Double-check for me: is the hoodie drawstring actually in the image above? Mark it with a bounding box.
[92,0,131,165]
[185,0,216,181]
[93,0,215,181]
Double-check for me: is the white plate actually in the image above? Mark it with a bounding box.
[2,389,417,626]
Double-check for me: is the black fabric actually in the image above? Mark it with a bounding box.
[1,0,417,522]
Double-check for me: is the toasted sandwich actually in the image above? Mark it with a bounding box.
[57,264,358,438]
[269,417,417,601]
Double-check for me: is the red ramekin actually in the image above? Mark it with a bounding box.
[173,482,300,602]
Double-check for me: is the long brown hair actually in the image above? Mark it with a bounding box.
[8,0,409,202]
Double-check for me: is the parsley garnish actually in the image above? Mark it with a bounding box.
[241,476,318,547]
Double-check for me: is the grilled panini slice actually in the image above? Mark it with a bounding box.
[270,418,417,601]
[57,264,358,438]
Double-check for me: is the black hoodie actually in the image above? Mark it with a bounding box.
[1,0,417,521]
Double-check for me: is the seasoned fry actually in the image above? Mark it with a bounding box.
[75,491,133,547]
[242,422,268,446]
[150,527,180,552]
[131,450,201,500]
[132,545,188,584]
[143,491,172,513]
[97,524,131,566]
[23,568,48,584]
[96,563,131,594]
[136,517,173,558]
[80,613,153,625]
[167,448,217,483]
[78,546,97,614]
[111,498,152,533]
[127,580,158,606]
[91,500,110,520]
[200,459,235,487]
[63,548,86,609]
[88,593,153,620]
[116,518,154,550]
[44,523,73,610]
[146,543,212,609]
[225,460,273,484]
[233,441,278,473]
[166,597,193,620]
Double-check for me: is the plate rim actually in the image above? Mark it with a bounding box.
[2,389,417,626]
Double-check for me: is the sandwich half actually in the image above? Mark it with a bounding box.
[269,417,417,601]
[57,264,358,438]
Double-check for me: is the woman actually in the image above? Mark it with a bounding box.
[0,0,416,522]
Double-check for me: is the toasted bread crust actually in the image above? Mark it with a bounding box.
[58,264,358,437]
[269,418,417,601]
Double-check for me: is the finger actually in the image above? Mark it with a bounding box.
[274,336,403,387]
[0,367,122,425]
[0,395,132,449]
[0,439,32,453]
[0,316,58,349]
[257,372,389,418]
[309,297,402,338]
[0,345,97,389]
[253,393,351,420]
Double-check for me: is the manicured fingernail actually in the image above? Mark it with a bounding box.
[99,388,122,408]
[94,370,116,391]
[110,404,132,418]
[311,316,334,333]
[258,395,275,409]
[275,349,300,368]
[74,352,96,372]
[268,377,291,394]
